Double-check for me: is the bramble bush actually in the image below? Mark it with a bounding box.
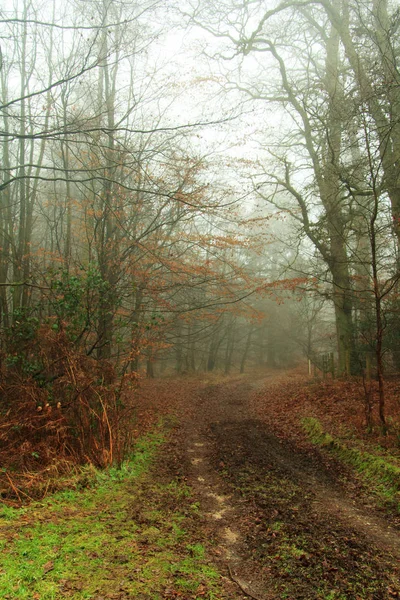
[0,267,136,503]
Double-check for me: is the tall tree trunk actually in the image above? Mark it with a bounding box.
[14,8,28,312]
[240,327,253,374]
[96,0,121,360]
[0,53,12,329]
[224,320,235,374]
[326,0,400,250]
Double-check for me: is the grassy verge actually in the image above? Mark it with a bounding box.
[303,416,400,512]
[0,422,222,599]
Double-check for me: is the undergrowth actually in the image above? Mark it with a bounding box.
[0,328,137,498]
[303,416,400,512]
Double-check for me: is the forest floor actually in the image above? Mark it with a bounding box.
[1,368,400,599]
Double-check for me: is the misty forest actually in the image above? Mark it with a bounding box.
[1,0,400,598]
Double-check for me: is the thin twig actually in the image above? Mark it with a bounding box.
[5,472,34,503]
[227,564,265,600]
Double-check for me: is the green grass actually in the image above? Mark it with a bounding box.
[0,423,222,599]
[303,416,400,511]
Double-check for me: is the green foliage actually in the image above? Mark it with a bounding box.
[3,264,112,373]
[49,264,110,342]
[4,308,41,375]
[8,308,39,343]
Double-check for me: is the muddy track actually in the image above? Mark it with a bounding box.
[163,377,400,599]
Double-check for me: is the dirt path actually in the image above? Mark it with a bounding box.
[162,376,400,599]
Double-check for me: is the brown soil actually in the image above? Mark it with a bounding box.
[157,373,400,599]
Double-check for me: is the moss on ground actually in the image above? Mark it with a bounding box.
[0,423,222,599]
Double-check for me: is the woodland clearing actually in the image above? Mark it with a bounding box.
[1,368,400,599]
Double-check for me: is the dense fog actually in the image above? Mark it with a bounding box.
[0,0,399,386]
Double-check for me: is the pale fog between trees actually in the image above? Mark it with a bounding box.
[0,0,399,382]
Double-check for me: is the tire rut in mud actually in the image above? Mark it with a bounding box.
[159,378,400,599]
[207,405,400,598]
